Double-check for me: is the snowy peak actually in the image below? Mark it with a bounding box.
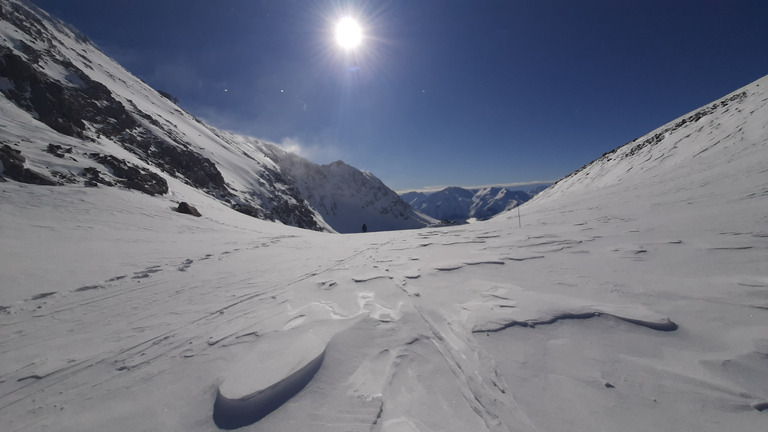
[403,185,538,222]
[280,156,435,233]
[0,0,427,233]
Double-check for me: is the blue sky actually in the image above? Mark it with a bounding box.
[33,0,768,191]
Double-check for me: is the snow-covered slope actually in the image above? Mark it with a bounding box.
[280,156,435,233]
[403,185,536,221]
[0,0,428,233]
[529,77,766,209]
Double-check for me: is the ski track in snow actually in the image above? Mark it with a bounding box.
[2,188,768,431]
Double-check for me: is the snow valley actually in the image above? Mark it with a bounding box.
[1,1,768,432]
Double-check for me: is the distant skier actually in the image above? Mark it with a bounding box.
[362,223,368,233]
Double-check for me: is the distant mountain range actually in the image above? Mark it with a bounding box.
[401,184,551,222]
[0,0,432,233]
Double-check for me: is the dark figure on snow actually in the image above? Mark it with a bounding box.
[362,224,368,233]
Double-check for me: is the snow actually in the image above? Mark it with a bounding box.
[1,1,768,430]
[2,68,768,430]
[402,185,542,222]
[281,157,435,233]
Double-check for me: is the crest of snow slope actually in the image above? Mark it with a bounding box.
[0,0,426,233]
[529,75,767,211]
[280,154,436,233]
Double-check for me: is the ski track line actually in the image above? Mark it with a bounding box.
[411,303,537,432]
[0,240,396,412]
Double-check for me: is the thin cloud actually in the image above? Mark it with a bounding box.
[277,136,342,164]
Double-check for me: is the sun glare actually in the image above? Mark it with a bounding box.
[335,16,363,49]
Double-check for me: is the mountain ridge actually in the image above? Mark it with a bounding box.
[0,0,428,233]
[401,184,548,222]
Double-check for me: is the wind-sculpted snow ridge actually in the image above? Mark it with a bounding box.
[213,349,326,429]
[471,301,678,333]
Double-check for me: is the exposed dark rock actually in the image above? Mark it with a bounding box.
[176,202,202,217]
[0,144,57,185]
[0,44,226,195]
[157,89,179,104]
[0,143,25,163]
[80,166,114,187]
[90,153,167,195]
[46,143,73,158]
[50,169,78,184]
[232,203,263,219]
[115,128,226,191]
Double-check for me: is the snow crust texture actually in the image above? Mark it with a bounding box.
[1,1,768,431]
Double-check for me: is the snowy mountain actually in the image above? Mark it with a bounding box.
[401,185,540,221]
[279,156,434,233]
[1,1,768,431]
[0,0,428,233]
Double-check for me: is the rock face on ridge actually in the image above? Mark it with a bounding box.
[0,0,429,233]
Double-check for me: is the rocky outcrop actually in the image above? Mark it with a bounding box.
[176,202,201,217]
[0,144,56,185]
[90,153,168,196]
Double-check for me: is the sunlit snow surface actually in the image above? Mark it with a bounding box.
[2,77,768,432]
[1,10,768,431]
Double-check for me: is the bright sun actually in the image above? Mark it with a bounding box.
[334,17,363,49]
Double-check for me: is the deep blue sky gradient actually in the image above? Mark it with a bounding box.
[32,0,768,190]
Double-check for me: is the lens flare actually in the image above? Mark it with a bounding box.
[335,17,363,49]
